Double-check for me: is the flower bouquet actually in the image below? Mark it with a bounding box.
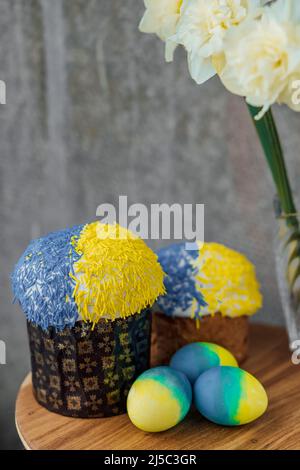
[140,0,300,347]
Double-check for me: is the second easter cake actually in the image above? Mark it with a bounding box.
[151,242,262,364]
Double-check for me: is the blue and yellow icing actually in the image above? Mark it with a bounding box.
[127,366,192,432]
[157,242,262,319]
[12,222,166,330]
[156,243,207,319]
[194,366,268,426]
[170,342,238,384]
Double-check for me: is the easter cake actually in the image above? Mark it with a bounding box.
[12,222,165,418]
[152,242,262,364]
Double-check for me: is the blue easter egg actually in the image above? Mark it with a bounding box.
[170,342,238,384]
[194,366,268,426]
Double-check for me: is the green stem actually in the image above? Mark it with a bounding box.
[247,104,298,228]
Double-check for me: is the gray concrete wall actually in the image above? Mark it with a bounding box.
[1,0,300,449]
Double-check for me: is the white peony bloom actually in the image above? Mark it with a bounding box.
[139,0,183,62]
[173,0,261,84]
[220,0,300,118]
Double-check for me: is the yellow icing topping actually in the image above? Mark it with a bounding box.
[194,242,262,317]
[72,222,166,325]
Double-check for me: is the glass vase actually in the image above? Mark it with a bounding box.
[274,197,300,349]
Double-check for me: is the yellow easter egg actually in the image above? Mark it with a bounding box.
[127,366,192,432]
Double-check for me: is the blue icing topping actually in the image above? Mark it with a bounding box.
[11,224,85,331]
[156,243,206,318]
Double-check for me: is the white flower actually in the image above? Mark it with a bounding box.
[220,0,300,118]
[173,0,261,84]
[139,0,183,62]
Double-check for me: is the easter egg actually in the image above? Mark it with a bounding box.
[127,366,192,432]
[170,342,238,384]
[194,366,268,426]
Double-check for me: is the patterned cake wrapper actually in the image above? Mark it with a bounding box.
[27,309,151,418]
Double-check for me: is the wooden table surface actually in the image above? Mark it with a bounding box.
[15,324,300,450]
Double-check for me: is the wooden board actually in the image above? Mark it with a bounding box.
[15,324,300,450]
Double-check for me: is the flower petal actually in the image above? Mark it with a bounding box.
[188,53,216,85]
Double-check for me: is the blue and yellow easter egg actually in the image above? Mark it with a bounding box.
[127,366,192,432]
[170,342,238,384]
[194,366,268,426]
